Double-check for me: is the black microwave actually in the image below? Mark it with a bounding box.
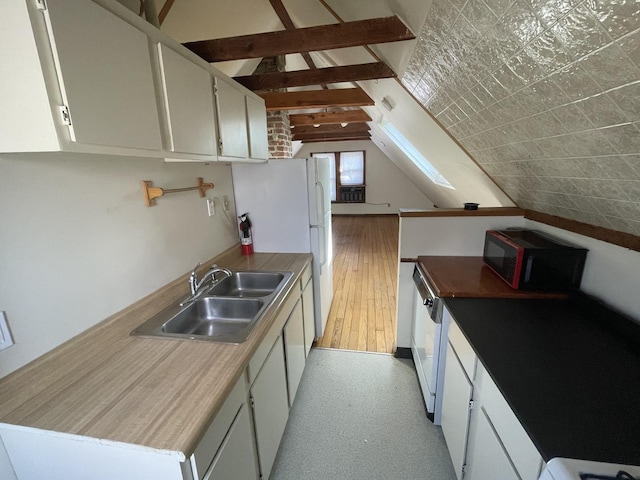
[483,229,588,290]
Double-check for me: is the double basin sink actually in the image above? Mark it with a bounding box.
[131,270,293,344]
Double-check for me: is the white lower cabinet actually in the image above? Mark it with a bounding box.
[441,316,543,480]
[189,376,256,480]
[471,363,543,480]
[283,300,306,406]
[250,336,290,480]
[203,404,258,480]
[464,407,519,480]
[301,268,315,357]
[441,342,473,480]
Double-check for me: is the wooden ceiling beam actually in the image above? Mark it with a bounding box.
[292,123,370,135]
[293,130,370,141]
[183,16,414,62]
[259,87,374,111]
[295,134,371,143]
[158,0,176,24]
[235,62,395,91]
[289,109,372,126]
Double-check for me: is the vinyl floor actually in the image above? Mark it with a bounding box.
[270,348,457,480]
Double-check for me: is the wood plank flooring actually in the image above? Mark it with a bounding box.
[317,215,399,354]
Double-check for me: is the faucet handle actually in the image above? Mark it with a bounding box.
[189,262,202,295]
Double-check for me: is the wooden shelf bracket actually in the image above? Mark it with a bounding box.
[142,177,214,207]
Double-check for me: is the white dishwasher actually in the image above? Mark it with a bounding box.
[411,264,446,424]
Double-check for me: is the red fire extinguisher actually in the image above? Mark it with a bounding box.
[238,213,253,255]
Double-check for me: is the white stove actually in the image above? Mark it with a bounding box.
[540,458,640,480]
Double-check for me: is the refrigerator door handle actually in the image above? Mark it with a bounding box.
[317,224,327,271]
[316,180,326,227]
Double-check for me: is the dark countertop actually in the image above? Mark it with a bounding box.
[444,295,640,466]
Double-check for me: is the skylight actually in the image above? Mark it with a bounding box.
[381,121,455,189]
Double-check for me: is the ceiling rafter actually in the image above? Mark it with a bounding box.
[289,110,372,126]
[268,0,322,88]
[234,62,395,91]
[158,0,176,24]
[292,122,370,135]
[183,16,414,62]
[258,87,374,111]
[294,133,371,143]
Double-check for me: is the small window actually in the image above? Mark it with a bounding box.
[313,151,366,203]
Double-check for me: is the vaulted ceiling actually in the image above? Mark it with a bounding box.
[144,0,639,238]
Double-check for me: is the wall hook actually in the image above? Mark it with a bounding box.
[142,177,214,207]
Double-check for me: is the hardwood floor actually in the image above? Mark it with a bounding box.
[317,215,399,354]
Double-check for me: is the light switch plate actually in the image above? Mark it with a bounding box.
[206,198,215,216]
[0,311,14,352]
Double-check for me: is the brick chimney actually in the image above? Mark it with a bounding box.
[254,56,292,159]
[267,111,292,159]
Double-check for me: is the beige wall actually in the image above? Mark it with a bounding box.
[296,139,436,215]
[0,153,239,378]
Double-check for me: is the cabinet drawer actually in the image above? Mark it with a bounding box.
[192,375,247,479]
[247,289,298,384]
[448,319,477,381]
[475,364,542,480]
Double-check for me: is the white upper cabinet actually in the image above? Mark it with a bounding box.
[214,75,250,160]
[45,0,162,150]
[246,95,269,161]
[1,0,269,162]
[157,44,217,157]
[2,0,161,155]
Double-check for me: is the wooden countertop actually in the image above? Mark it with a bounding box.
[416,256,568,299]
[399,207,524,218]
[0,247,312,459]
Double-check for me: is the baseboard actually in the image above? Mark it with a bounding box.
[394,347,412,359]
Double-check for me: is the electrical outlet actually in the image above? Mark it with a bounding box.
[223,195,230,211]
[0,311,14,352]
[206,198,215,216]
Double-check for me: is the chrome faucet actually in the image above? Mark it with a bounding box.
[188,263,232,296]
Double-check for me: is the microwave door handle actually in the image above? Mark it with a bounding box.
[524,255,534,282]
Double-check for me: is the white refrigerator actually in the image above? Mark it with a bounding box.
[231,157,333,339]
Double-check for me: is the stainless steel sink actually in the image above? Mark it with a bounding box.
[206,271,288,297]
[131,270,293,343]
[162,297,264,340]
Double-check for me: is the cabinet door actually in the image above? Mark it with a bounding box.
[302,276,315,357]
[464,408,519,480]
[250,336,289,480]
[441,343,473,480]
[214,76,249,158]
[158,44,217,156]
[283,300,306,406]
[44,0,162,150]
[246,95,268,160]
[203,404,258,480]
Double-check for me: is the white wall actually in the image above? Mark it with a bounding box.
[525,220,640,321]
[0,153,239,378]
[296,140,435,215]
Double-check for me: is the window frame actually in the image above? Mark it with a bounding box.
[313,150,366,204]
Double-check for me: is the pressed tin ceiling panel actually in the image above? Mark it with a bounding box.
[402,0,640,236]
